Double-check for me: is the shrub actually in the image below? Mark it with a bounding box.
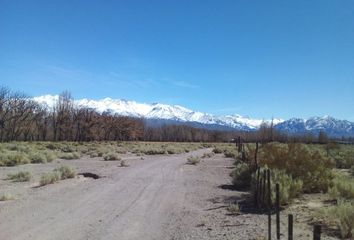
[59,152,81,160]
[55,165,76,179]
[224,149,238,159]
[29,153,47,163]
[202,152,215,158]
[120,160,129,167]
[187,156,200,165]
[40,172,60,186]
[89,151,99,158]
[44,151,56,162]
[270,169,303,205]
[325,201,354,238]
[212,147,224,154]
[103,152,121,161]
[329,175,354,201]
[0,152,30,166]
[227,203,240,214]
[261,143,334,193]
[230,162,252,190]
[0,193,15,201]
[7,171,32,182]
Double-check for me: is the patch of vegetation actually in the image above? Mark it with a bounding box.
[226,203,240,214]
[202,152,214,158]
[40,172,61,186]
[230,162,252,190]
[0,193,15,201]
[120,160,129,167]
[103,152,121,161]
[261,143,334,193]
[7,171,32,182]
[187,156,200,165]
[329,175,354,201]
[55,165,76,179]
[29,153,47,163]
[324,200,354,238]
[269,169,303,205]
[59,152,81,160]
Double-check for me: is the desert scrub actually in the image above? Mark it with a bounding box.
[227,203,240,214]
[0,193,15,201]
[7,171,32,182]
[120,160,129,167]
[0,152,30,166]
[261,143,334,193]
[39,172,60,186]
[55,165,76,179]
[103,152,121,161]
[29,152,47,163]
[270,169,303,205]
[324,200,354,238]
[187,156,200,165]
[59,152,81,160]
[329,175,354,201]
[202,152,214,158]
[230,162,252,190]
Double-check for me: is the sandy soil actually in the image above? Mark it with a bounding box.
[0,149,339,240]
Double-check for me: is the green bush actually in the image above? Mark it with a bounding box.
[230,162,252,190]
[55,165,76,179]
[29,153,47,163]
[325,201,354,238]
[7,171,32,182]
[59,152,81,160]
[0,193,15,201]
[187,156,200,165]
[270,169,303,205]
[40,172,60,186]
[103,152,121,161]
[329,175,354,201]
[0,152,30,166]
[261,143,334,193]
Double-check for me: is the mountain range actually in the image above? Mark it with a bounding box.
[33,95,354,137]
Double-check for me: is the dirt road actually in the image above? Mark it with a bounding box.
[2,148,326,240]
[0,149,251,240]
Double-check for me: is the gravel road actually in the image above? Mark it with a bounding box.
[0,148,306,240]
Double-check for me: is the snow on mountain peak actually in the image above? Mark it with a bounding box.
[33,95,279,130]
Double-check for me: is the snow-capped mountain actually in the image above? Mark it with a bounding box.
[33,95,354,136]
[275,116,354,137]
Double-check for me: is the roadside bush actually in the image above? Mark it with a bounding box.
[29,153,47,163]
[0,152,30,166]
[7,171,32,182]
[44,151,56,162]
[55,165,76,179]
[103,152,121,161]
[212,147,224,154]
[261,143,334,193]
[187,156,200,165]
[329,175,354,201]
[230,162,252,190]
[120,160,129,167]
[40,172,60,186]
[270,169,303,205]
[202,152,215,158]
[59,152,81,160]
[325,201,354,238]
[0,193,15,201]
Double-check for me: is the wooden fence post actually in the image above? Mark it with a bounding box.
[276,183,280,239]
[255,167,260,208]
[288,214,293,240]
[267,169,271,240]
[263,169,266,207]
[314,225,321,240]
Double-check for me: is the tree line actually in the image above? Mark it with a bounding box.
[0,86,352,143]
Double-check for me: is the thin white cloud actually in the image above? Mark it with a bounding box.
[171,80,199,89]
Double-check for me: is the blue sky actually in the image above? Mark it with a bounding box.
[1,0,354,120]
